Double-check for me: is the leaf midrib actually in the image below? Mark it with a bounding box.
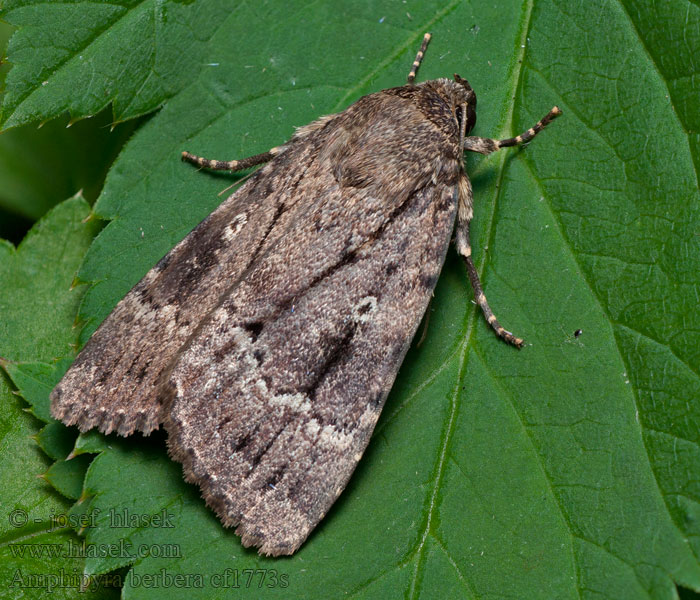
[402,2,572,600]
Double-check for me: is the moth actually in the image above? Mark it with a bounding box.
[50,34,560,556]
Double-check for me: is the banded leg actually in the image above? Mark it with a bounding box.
[407,33,432,84]
[463,106,562,154]
[181,145,284,172]
[455,175,524,349]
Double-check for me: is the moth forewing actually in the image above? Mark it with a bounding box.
[50,33,560,555]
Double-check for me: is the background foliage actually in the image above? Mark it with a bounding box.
[0,1,699,598]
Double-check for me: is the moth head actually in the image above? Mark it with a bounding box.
[453,74,477,133]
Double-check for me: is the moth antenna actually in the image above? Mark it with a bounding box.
[407,33,432,84]
[181,147,283,172]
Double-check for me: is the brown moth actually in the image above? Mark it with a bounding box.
[50,34,560,555]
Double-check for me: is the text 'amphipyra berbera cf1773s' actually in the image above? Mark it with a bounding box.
[51,34,561,556]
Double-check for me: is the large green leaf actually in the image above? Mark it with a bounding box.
[0,107,142,222]
[1,0,699,598]
[0,196,116,599]
[0,17,143,245]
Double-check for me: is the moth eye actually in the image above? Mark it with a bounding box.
[455,105,476,134]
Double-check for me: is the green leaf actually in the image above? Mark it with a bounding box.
[0,0,229,128]
[0,21,15,103]
[2,359,73,423]
[72,431,110,458]
[0,374,70,542]
[0,108,142,221]
[45,455,93,500]
[0,21,143,247]
[34,421,77,461]
[0,196,116,599]
[2,1,699,598]
[0,195,100,363]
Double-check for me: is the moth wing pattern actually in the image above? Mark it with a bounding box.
[161,87,462,555]
[48,28,562,557]
[50,133,321,436]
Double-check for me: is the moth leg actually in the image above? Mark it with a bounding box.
[463,106,562,155]
[181,146,284,172]
[455,174,524,349]
[407,33,432,84]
